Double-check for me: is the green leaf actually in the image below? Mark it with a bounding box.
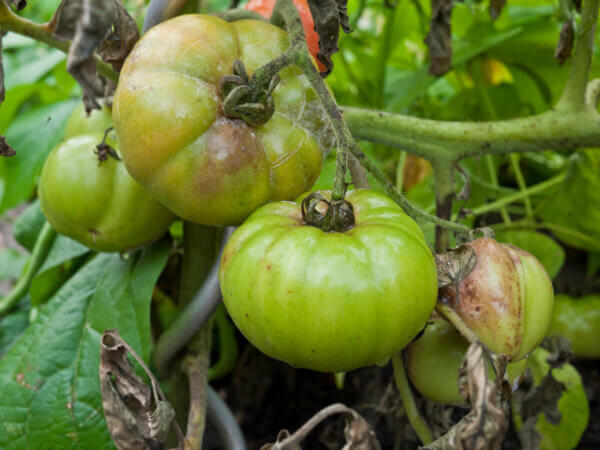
[11,200,46,251]
[0,100,78,215]
[3,50,65,90]
[0,248,27,282]
[495,230,565,279]
[0,297,30,358]
[29,236,90,307]
[513,347,589,450]
[0,240,170,448]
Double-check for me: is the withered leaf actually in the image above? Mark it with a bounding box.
[306,0,351,76]
[435,244,477,289]
[424,0,452,76]
[555,20,574,65]
[49,0,138,110]
[100,329,182,450]
[426,343,509,450]
[262,403,380,450]
[0,135,16,157]
[542,335,573,370]
[97,1,139,72]
[489,0,506,21]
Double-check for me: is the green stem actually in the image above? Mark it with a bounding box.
[435,302,480,344]
[207,304,239,381]
[508,154,534,218]
[395,151,407,190]
[341,106,600,162]
[465,173,565,217]
[178,223,219,450]
[0,222,56,316]
[557,0,600,110]
[264,0,470,234]
[332,148,348,200]
[432,161,455,252]
[374,5,398,108]
[0,3,118,82]
[391,353,433,445]
[485,155,511,223]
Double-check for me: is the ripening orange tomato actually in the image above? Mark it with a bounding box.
[245,0,326,72]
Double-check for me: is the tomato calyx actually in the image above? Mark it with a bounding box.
[94,126,120,165]
[301,192,355,232]
[218,59,280,127]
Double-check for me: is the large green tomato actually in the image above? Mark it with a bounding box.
[38,107,175,252]
[548,294,600,359]
[219,190,438,372]
[113,15,333,226]
[406,318,527,404]
[440,238,554,361]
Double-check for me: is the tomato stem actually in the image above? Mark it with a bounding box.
[0,222,56,317]
[391,353,434,445]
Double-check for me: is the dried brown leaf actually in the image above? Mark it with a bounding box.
[100,329,183,450]
[306,0,351,76]
[425,0,452,76]
[555,20,574,65]
[262,403,379,450]
[49,0,138,110]
[0,135,16,157]
[425,343,509,450]
[435,245,477,289]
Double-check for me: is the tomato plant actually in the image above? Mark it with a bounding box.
[1,0,600,448]
[219,189,438,372]
[406,317,527,405]
[440,237,554,361]
[39,106,174,252]
[113,15,332,226]
[245,0,325,72]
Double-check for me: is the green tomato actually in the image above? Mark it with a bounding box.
[64,103,112,139]
[38,108,174,252]
[113,15,333,226]
[548,294,600,359]
[539,150,600,251]
[406,317,527,405]
[440,238,554,361]
[219,190,438,373]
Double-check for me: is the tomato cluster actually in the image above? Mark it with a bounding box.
[37,14,558,378]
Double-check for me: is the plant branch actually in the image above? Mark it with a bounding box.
[259,0,470,233]
[0,222,56,316]
[341,106,600,162]
[0,2,118,82]
[391,353,433,445]
[557,0,600,110]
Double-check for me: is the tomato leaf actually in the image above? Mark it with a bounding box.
[29,235,89,307]
[0,297,29,358]
[512,346,589,450]
[0,247,27,282]
[0,99,77,215]
[0,240,169,448]
[12,199,46,251]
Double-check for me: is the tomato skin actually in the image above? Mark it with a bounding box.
[113,15,333,226]
[548,294,600,359]
[406,318,527,405]
[219,189,438,373]
[245,0,325,72]
[38,107,174,252]
[440,238,554,361]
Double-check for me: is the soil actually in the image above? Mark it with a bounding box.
[200,339,599,449]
